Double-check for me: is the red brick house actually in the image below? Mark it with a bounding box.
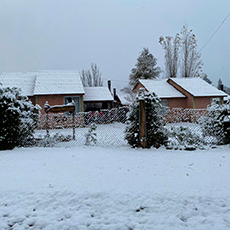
[0,70,116,115]
[0,70,85,115]
[133,78,227,109]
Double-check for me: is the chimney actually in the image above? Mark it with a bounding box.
[108,80,111,92]
[113,88,116,100]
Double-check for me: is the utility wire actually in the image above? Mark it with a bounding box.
[199,12,230,52]
[102,77,129,83]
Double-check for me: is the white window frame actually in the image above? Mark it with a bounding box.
[160,99,169,115]
[64,96,81,114]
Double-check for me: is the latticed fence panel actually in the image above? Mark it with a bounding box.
[35,106,226,148]
[36,107,129,147]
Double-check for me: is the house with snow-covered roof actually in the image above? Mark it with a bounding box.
[0,70,118,114]
[133,77,227,110]
[83,87,114,111]
[0,70,84,114]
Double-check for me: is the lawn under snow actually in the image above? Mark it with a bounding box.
[0,145,230,230]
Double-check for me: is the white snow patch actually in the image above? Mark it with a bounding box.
[0,145,230,229]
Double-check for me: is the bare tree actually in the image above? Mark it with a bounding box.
[180,25,203,78]
[159,34,180,78]
[81,63,103,87]
[159,25,203,78]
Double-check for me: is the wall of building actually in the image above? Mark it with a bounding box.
[31,94,83,114]
[133,83,145,93]
[168,79,225,109]
[194,97,211,109]
[168,98,186,109]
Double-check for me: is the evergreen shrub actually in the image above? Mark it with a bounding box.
[125,92,168,148]
[0,86,40,150]
[199,98,230,145]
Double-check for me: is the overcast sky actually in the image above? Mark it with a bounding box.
[0,0,229,91]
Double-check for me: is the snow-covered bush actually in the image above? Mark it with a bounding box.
[36,134,72,147]
[125,92,168,148]
[0,86,40,150]
[199,98,230,145]
[167,126,206,149]
[85,123,97,146]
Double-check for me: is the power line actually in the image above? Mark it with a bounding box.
[199,12,230,52]
[102,77,129,83]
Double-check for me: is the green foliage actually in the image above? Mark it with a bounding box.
[125,92,168,148]
[121,48,161,103]
[129,48,161,86]
[0,86,40,150]
[200,99,230,145]
[167,126,206,149]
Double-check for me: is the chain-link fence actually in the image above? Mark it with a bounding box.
[34,106,229,148]
[35,107,129,147]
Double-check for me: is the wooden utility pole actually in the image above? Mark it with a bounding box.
[139,91,146,148]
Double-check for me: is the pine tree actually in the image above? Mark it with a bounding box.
[129,48,161,86]
[121,48,161,102]
[0,86,40,150]
[217,78,224,91]
[125,92,168,148]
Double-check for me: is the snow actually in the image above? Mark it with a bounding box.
[0,72,37,96]
[0,144,230,229]
[171,78,227,97]
[0,70,84,96]
[83,87,113,102]
[139,79,186,98]
[34,71,84,95]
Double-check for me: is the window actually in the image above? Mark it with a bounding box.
[160,99,169,115]
[64,96,81,114]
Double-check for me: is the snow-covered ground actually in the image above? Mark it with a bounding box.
[0,145,230,229]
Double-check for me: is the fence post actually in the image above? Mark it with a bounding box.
[44,101,50,137]
[139,89,146,148]
[73,110,75,140]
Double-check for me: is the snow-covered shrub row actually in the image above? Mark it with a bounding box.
[199,99,230,145]
[0,86,40,150]
[125,92,168,148]
[35,133,72,147]
[167,125,207,150]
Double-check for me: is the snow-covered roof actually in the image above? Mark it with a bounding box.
[117,93,130,105]
[34,71,84,95]
[170,78,227,97]
[83,87,113,102]
[0,72,37,96]
[139,79,186,98]
[0,70,84,96]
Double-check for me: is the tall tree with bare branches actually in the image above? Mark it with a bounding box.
[159,34,180,78]
[180,25,203,78]
[160,25,203,78]
[81,63,103,87]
